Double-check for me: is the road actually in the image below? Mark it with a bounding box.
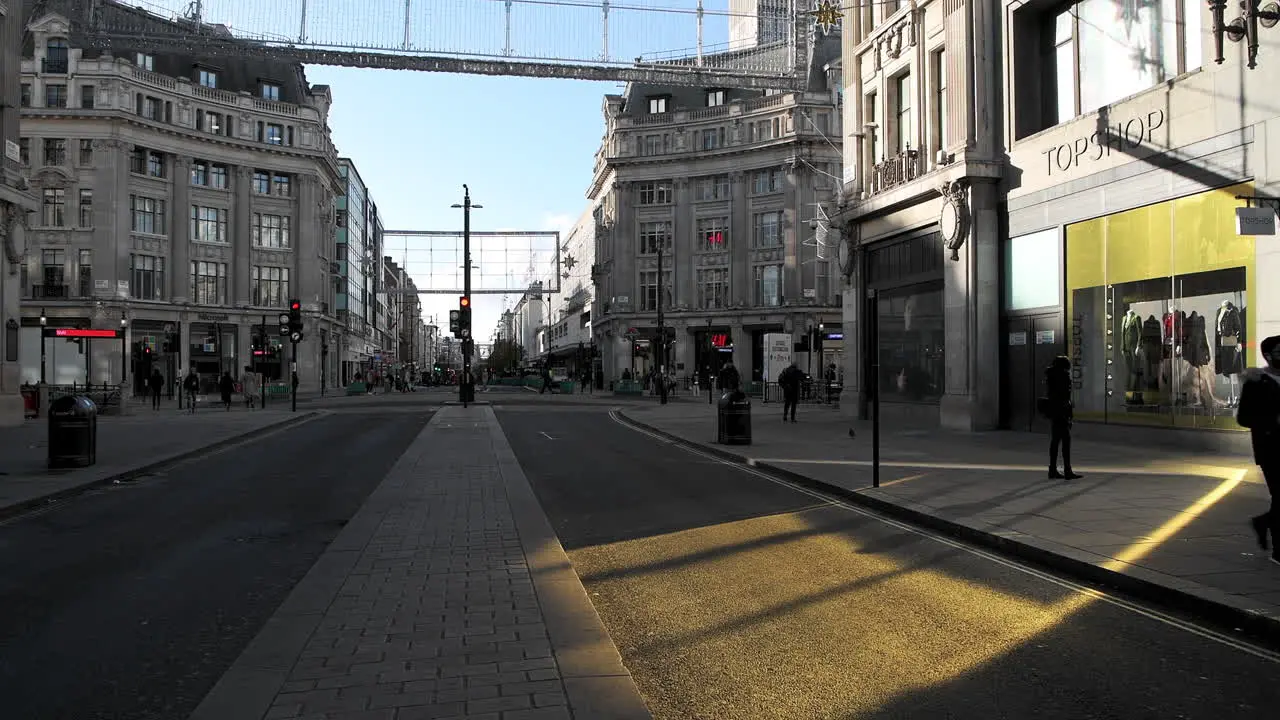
[0,409,432,720]
[498,406,1280,720]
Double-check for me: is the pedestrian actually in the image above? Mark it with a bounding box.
[540,367,553,394]
[148,368,164,410]
[1239,335,1280,566]
[716,361,740,394]
[779,361,802,423]
[182,368,200,414]
[219,371,235,411]
[240,365,259,409]
[1041,355,1081,479]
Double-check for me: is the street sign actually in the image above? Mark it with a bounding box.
[290,331,302,343]
[42,328,123,339]
[764,333,791,381]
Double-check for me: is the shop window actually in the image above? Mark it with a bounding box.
[1006,228,1062,310]
[1065,184,1258,431]
[875,283,946,403]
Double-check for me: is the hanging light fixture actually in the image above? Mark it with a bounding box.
[1209,0,1280,68]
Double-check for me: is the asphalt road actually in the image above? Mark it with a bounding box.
[0,410,431,720]
[498,406,1280,720]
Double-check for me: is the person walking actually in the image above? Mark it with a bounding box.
[716,361,740,394]
[240,365,260,409]
[1239,335,1280,566]
[1043,355,1081,479]
[148,368,164,410]
[219,371,235,411]
[779,361,802,423]
[182,369,200,414]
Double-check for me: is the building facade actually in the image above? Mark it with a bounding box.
[589,30,843,388]
[833,0,1004,430]
[529,204,598,378]
[335,158,381,384]
[15,5,342,395]
[999,1,1271,446]
[2,0,42,425]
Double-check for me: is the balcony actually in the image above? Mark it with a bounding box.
[42,56,68,74]
[31,284,68,299]
[867,149,924,197]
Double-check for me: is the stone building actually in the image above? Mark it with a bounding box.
[14,3,341,394]
[588,31,843,388]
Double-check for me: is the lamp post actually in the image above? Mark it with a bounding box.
[656,237,667,405]
[120,312,128,386]
[706,317,713,404]
[39,309,47,384]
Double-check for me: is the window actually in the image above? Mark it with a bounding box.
[750,118,780,142]
[45,39,68,74]
[695,174,729,201]
[253,213,291,249]
[129,196,166,234]
[141,95,162,121]
[79,139,93,165]
[697,268,729,309]
[196,109,226,135]
[706,90,726,107]
[640,134,671,156]
[754,264,783,306]
[752,211,783,248]
[78,189,93,227]
[252,266,291,307]
[41,189,66,227]
[191,206,229,244]
[261,83,281,101]
[130,254,165,301]
[191,162,208,186]
[637,182,672,205]
[253,171,270,194]
[45,84,67,108]
[932,49,948,153]
[895,73,913,154]
[147,151,164,178]
[1028,0,1202,133]
[18,138,29,165]
[272,174,291,197]
[42,249,66,288]
[20,83,31,107]
[197,68,218,89]
[696,217,729,251]
[866,92,880,163]
[700,127,725,150]
[875,284,945,402]
[648,96,669,114]
[132,148,165,178]
[191,261,228,305]
[638,221,672,255]
[42,138,66,166]
[135,53,154,71]
[259,123,284,145]
[752,168,784,194]
[639,270,673,311]
[80,84,96,109]
[77,250,92,297]
[210,164,228,189]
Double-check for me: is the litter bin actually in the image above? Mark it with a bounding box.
[716,390,752,445]
[48,395,98,469]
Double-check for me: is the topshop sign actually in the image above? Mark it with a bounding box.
[1041,109,1166,176]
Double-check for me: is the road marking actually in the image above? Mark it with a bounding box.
[608,410,1280,664]
[540,431,556,441]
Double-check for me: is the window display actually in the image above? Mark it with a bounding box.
[876,282,945,403]
[1065,183,1261,430]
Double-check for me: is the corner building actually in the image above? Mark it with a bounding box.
[1000,1,1272,448]
[590,32,843,387]
[15,3,341,394]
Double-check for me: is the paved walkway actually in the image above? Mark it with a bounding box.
[619,403,1280,640]
[190,406,650,720]
[0,409,318,517]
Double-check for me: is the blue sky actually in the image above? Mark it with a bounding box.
[306,68,617,340]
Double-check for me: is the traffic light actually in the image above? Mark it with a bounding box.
[813,325,824,354]
[287,299,304,343]
[458,296,472,338]
[449,309,462,336]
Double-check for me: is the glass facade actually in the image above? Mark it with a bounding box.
[876,283,945,403]
[1065,183,1262,430]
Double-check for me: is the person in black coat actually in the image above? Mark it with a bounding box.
[1239,335,1280,565]
[1044,356,1082,480]
[219,371,235,411]
[778,362,802,423]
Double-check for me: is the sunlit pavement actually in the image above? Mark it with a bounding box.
[500,407,1280,720]
[619,402,1280,632]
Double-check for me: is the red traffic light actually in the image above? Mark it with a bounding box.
[459,296,471,308]
[290,300,301,311]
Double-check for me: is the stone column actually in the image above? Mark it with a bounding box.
[674,178,693,307]
[730,319,749,381]
[91,139,130,297]
[171,156,191,302]
[613,182,635,306]
[729,171,749,305]
[297,174,322,311]
[232,166,252,306]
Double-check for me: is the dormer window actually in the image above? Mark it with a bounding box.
[197,68,218,89]
[44,39,69,74]
[706,90,725,107]
[261,82,281,101]
[647,96,669,114]
[135,53,154,71]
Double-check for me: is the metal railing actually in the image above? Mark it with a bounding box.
[31,284,68,299]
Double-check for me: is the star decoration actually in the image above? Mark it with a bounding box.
[564,255,577,269]
[811,0,842,35]
[562,271,571,281]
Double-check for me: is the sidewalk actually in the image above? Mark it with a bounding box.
[190,405,651,720]
[0,408,319,518]
[618,402,1280,642]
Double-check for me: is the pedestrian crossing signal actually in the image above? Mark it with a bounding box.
[449,309,462,336]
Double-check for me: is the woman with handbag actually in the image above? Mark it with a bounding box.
[1043,356,1082,480]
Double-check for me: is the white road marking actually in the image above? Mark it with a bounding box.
[540,431,556,440]
[608,410,1280,664]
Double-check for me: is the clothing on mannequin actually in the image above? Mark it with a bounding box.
[1120,310,1143,393]
[1216,300,1245,406]
[1141,315,1162,391]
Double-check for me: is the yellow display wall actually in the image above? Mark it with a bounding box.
[1065,183,1256,431]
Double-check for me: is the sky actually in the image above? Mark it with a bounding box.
[305,67,617,341]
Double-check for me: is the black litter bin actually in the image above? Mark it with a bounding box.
[716,390,752,445]
[48,395,98,469]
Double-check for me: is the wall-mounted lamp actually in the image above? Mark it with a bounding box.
[1210,0,1280,68]
[39,309,47,327]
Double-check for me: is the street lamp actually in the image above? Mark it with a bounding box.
[120,312,128,385]
[39,309,47,384]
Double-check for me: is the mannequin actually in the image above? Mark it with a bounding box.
[1186,311,1221,408]
[1120,308,1143,400]
[1141,314,1162,392]
[1216,299,1245,406]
